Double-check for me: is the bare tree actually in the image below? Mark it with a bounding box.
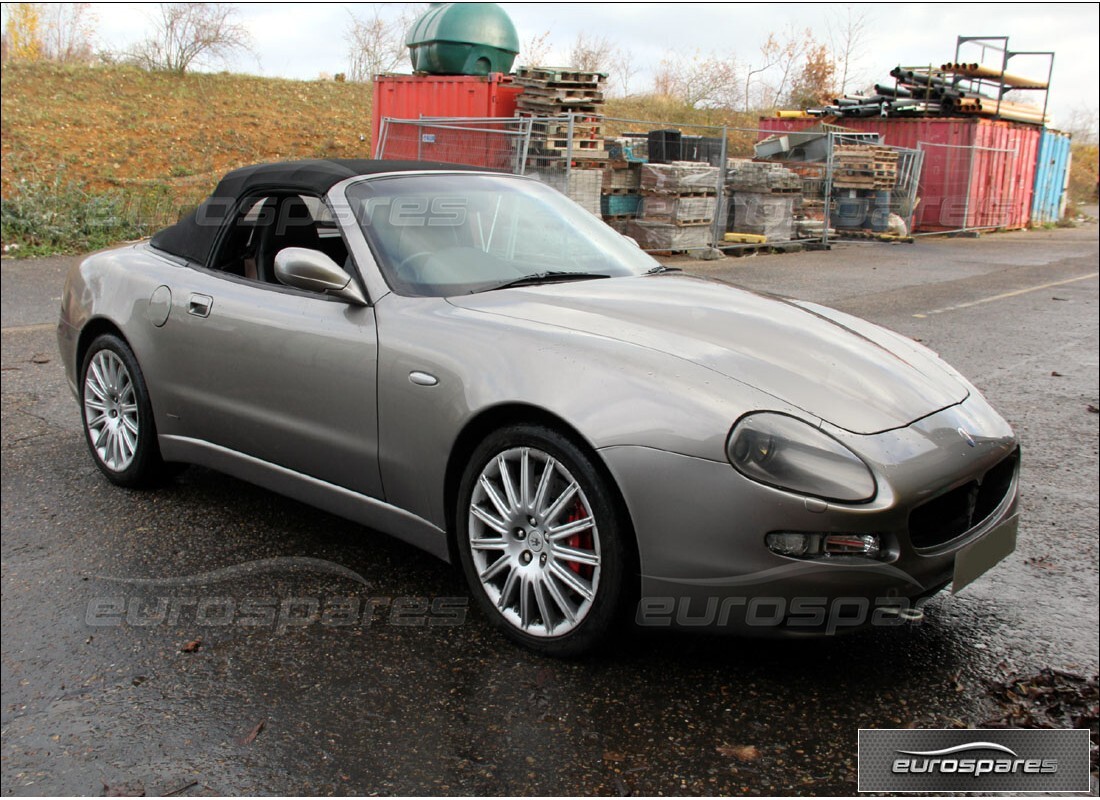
[828,5,871,95]
[568,32,613,74]
[653,50,740,109]
[1063,106,1099,144]
[40,3,97,63]
[742,35,783,111]
[128,3,253,73]
[758,26,813,109]
[520,29,553,67]
[608,47,639,97]
[346,3,422,81]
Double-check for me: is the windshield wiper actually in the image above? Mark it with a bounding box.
[646,265,682,274]
[476,271,612,293]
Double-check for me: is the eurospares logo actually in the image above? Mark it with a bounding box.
[893,741,1057,776]
[858,729,1091,792]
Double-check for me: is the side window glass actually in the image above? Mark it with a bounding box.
[210,196,273,280]
[209,194,351,287]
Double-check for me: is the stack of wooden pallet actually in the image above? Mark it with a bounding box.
[516,67,608,163]
[831,145,898,190]
[624,162,719,251]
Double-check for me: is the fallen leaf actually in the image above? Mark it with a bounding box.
[238,719,265,745]
[31,353,51,364]
[1051,371,1063,377]
[717,743,760,761]
[1087,404,1099,414]
[602,751,626,762]
[952,672,965,692]
[180,637,202,653]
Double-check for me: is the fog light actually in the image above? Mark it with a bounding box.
[823,533,881,558]
[766,532,882,559]
[766,532,813,557]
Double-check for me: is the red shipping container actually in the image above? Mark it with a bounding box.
[758,117,1040,232]
[371,73,523,167]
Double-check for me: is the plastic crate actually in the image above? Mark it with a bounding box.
[601,194,641,216]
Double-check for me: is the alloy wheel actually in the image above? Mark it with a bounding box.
[467,446,602,637]
[83,349,140,472]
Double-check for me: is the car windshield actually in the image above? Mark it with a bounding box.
[346,173,659,297]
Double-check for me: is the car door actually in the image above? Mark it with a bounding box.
[149,194,383,499]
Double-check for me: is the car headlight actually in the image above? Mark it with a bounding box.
[727,412,876,502]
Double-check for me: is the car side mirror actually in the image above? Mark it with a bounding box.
[274,247,368,306]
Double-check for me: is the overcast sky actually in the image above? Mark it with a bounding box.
[20,2,1100,129]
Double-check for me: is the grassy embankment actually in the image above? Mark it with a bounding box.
[1,62,372,255]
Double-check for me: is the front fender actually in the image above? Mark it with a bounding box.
[373,294,807,530]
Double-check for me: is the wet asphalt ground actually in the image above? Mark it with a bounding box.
[2,223,1098,795]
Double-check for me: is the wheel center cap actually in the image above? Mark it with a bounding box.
[527,531,544,552]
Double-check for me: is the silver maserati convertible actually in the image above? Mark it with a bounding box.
[58,159,1020,655]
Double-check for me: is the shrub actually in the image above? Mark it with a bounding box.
[1,165,177,256]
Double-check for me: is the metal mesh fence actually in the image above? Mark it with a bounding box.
[912,141,1018,233]
[824,132,924,244]
[376,114,925,254]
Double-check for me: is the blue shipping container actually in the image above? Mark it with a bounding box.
[1031,129,1072,224]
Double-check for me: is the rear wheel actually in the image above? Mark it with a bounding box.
[81,334,174,487]
[456,424,629,656]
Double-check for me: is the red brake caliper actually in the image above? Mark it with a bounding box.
[563,498,594,578]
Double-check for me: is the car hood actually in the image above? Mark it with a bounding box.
[448,274,968,434]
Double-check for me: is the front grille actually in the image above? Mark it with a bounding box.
[908,448,1019,550]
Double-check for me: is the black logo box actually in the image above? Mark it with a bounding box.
[858,728,1091,793]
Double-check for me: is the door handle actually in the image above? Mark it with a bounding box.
[188,294,213,318]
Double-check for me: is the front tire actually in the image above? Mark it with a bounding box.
[80,333,172,487]
[456,424,630,656]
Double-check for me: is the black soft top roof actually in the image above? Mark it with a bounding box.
[150,159,492,266]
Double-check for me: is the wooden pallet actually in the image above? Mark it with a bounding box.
[835,231,915,243]
[719,241,806,257]
[517,98,603,115]
[535,138,606,154]
[515,67,606,86]
[516,83,605,102]
[834,145,898,161]
[728,185,802,195]
[835,168,897,178]
[639,218,713,227]
[833,178,896,189]
[519,94,605,107]
[571,156,611,167]
[640,189,717,197]
[529,119,604,138]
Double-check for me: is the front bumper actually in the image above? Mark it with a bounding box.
[600,394,1019,634]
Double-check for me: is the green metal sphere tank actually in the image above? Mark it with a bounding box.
[405,3,519,76]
